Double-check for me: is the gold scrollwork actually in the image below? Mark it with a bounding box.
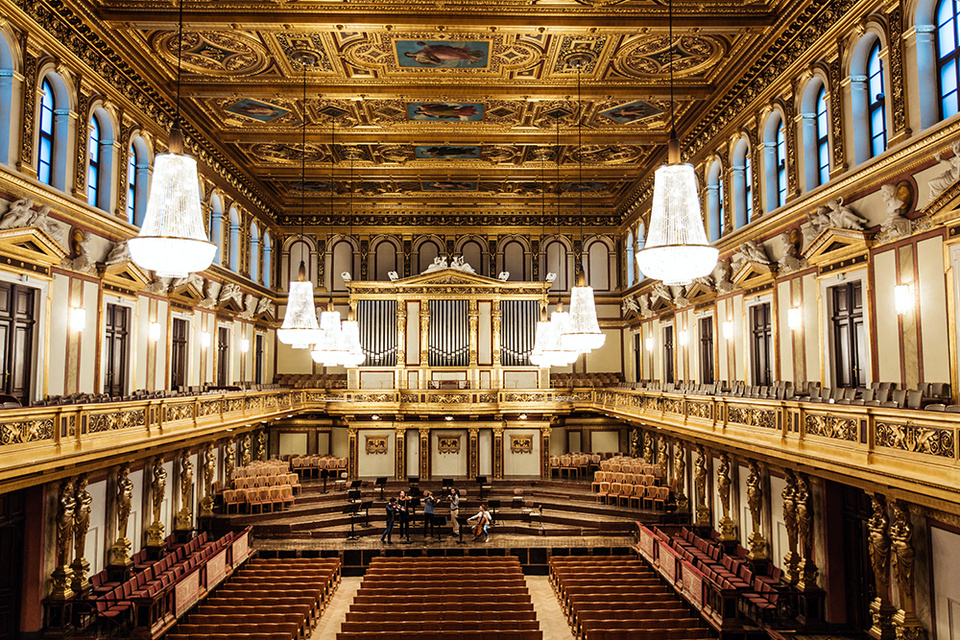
[88,410,146,434]
[199,400,222,417]
[876,422,955,458]
[728,405,775,429]
[438,436,461,454]
[510,434,534,454]
[687,401,712,420]
[428,393,469,404]
[164,404,193,422]
[804,413,857,441]
[0,419,54,445]
[365,435,389,455]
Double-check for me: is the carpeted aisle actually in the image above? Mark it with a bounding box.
[525,574,576,640]
[311,576,362,640]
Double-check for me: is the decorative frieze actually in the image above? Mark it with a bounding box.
[876,422,954,457]
[805,413,857,441]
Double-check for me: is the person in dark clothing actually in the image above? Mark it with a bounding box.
[423,491,437,538]
[381,497,398,544]
[396,490,410,541]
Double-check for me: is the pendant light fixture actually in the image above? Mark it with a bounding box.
[530,147,553,367]
[635,0,718,286]
[277,54,323,349]
[560,63,605,354]
[129,0,215,278]
[311,119,348,365]
[339,148,366,368]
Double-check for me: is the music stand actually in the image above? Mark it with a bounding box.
[488,499,500,524]
[434,515,446,542]
[319,468,329,494]
[476,475,490,500]
[360,500,374,527]
[342,503,360,540]
[348,489,361,504]
[349,479,362,491]
[442,478,453,490]
[456,515,468,544]
[375,477,387,500]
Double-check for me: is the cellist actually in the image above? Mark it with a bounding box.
[466,502,492,542]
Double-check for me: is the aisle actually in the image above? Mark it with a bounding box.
[310,576,362,640]
[525,574,576,640]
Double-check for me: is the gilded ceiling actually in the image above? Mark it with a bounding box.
[87,0,795,225]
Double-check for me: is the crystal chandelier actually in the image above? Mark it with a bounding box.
[543,302,579,366]
[561,62,605,354]
[339,310,366,367]
[129,0,215,279]
[529,148,555,368]
[635,0,718,286]
[312,302,350,366]
[277,54,323,349]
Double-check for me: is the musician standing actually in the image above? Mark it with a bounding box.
[449,488,461,537]
[380,497,398,544]
[467,502,492,542]
[423,491,437,538]
[396,490,410,542]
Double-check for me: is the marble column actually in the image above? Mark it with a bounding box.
[395,424,407,480]
[540,425,552,479]
[493,423,504,479]
[491,303,502,367]
[468,427,480,478]
[419,305,430,365]
[396,304,407,366]
[469,299,479,366]
[347,423,358,479]
[419,427,430,479]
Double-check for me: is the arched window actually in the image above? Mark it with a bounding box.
[868,42,888,157]
[417,239,441,273]
[731,138,751,229]
[210,195,223,264]
[939,0,960,118]
[706,160,723,241]
[762,112,787,213]
[816,87,830,185]
[37,79,55,186]
[634,223,646,282]
[626,230,635,286]
[585,239,610,291]
[330,239,354,292]
[249,222,260,283]
[127,136,150,226]
[373,238,398,281]
[543,238,570,292]
[87,115,101,207]
[459,238,485,275]
[228,207,240,272]
[500,239,525,279]
[0,30,19,166]
[262,232,272,288]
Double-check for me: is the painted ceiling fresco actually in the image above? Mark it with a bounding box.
[90,0,785,221]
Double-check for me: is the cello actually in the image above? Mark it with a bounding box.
[472,507,489,538]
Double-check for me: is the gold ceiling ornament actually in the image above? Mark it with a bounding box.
[152,30,270,77]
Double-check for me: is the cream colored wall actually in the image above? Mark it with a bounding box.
[769,474,787,571]
[932,526,960,640]
[278,432,308,456]
[919,236,950,384]
[479,429,492,476]
[875,251,901,384]
[802,274,819,383]
[406,301,420,366]
[358,430,394,477]
[478,301,492,366]
[47,275,69,397]
[431,430,467,477]
[590,430,619,453]
[503,429,540,476]
[777,281,793,382]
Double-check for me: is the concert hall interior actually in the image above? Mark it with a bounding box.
[4,0,960,639]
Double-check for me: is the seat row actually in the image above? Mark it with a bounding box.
[223,485,295,514]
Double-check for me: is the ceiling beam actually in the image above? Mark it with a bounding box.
[97,8,776,31]
[258,166,641,178]
[218,131,666,145]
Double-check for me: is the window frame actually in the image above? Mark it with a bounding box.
[87,114,102,208]
[816,86,830,185]
[938,0,960,119]
[867,40,888,157]
[37,79,55,186]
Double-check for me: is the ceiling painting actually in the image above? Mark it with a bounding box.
[225,99,291,123]
[396,41,490,68]
[407,102,483,122]
[415,146,482,160]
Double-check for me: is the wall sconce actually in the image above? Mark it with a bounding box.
[788,307,802,331]
[201,330,211,348]
[445,415,453,421]
[722,321,733,340]
[894,283,914,315]
[678,330,688,347]
[149,322,161,341]
[240,338,250,353]
[69,307,86,332]
[519,413,527,420]
[645,335,654,351]
[371,415,379,421]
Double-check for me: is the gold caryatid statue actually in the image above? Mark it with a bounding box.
[694,445,710,526]
[256,430,266,461]
[889,501,926,640]
[240,435,251,466]
[71,474,92,592]
[745,460,766,560]
[223,440,236,484]
[673,441,687,511]
[642,431,653,463]
[657,436,668,480]
[795,473,819,590]
[866,493,895,640]
[146,457,167,547]
[717,453,737,541]
[200,445,215,517]
[109,464,133,567]
[782,469,800,583]
[50,478,76,599]
[176,451,194,530]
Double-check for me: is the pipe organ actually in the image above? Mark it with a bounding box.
[358,300,397,366]
[499,300,538,366]
[427,300,469,366]
[347,266,551,387]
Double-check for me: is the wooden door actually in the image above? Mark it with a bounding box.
[0,283,36,405]
[170,318,188,390]
[103,303,129,397]
[217,327,229,387]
